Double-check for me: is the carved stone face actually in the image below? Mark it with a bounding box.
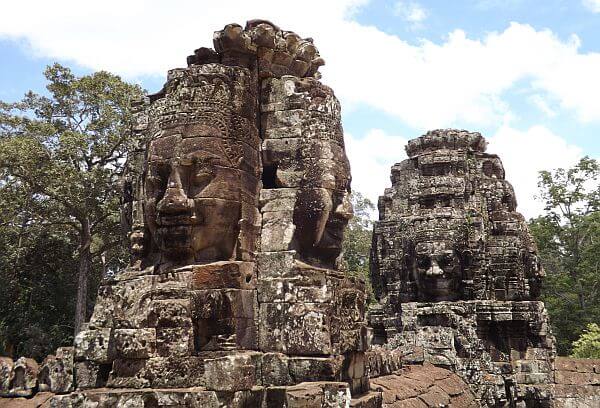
[414,241,462,301]
[317,188,353,252]
[143,126,242,264]
[293,185,353,269]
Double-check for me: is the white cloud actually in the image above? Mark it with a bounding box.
[583,0,600,13]
[0,1,594,220]
[529,94,556,117]
[476,0,523,10]
[346,129,408,210]
[325,22,600,129]
[488,125,582,219]
[393,2,428,24]
[2,2,600,128]
[0,0,367,78]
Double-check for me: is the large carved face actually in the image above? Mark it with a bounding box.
[143,124,242,263]
[413,240,463,302]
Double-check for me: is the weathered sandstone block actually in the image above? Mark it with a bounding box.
[38,347,74,394]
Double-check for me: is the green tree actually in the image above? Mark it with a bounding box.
[0,201,78,358]
[529,157,600,355]
[571,323,600,359]
[0,63,143,341]
[342,191,376,302]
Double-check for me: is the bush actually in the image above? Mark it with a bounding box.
[571,323,600,359]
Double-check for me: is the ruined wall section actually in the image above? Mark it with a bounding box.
[0,348,73,398]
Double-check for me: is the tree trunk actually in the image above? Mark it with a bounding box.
[74,218,91,335]
[578,282,586,310]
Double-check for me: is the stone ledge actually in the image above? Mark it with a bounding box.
[555,357,600,373]
[45,382,352,407]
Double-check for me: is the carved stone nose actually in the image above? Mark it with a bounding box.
[426,260,444,277]
[156,164,192,214]
[334,193,353,220]
[158,187,191,213]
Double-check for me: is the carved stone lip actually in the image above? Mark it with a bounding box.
[422,278,455,291]
[324,229,343,241]
[324,217,346,237]
[156,225,193,248]
[316,228,344,249]
[157,224,193,232]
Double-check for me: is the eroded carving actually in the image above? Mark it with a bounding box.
[371,130,543,303]
[369,129,555,406]
[260,76,352,269]
[59,20,370,406]
[131,64,261,267]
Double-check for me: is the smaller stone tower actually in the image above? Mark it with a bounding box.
[369,129,555,406]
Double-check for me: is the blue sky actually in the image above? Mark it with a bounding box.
[352,0,600,153]
[1,0,599,218]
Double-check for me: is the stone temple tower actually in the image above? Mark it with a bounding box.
[53,20,373,406]
[3,23,600,408]
[369,129,556,406]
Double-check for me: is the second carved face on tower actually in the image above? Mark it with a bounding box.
[414,241,462,302]
[143,129,242,264]
[292,183,353,269]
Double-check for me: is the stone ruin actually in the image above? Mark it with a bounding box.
[369,129,600,407]
[1,21,599,408]
[59,19,376,407]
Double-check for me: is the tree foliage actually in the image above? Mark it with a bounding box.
[571,323,600,359]
[0,64,143,356]
[529,157,600,355]
[342,191,376,302]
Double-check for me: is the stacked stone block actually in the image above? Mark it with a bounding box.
[550,357,600,407]
[257,70,370,396]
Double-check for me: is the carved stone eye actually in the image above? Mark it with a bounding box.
[192,171,213,190]
[145,173,167,196]
[417,256,431,270]
[438,257,450,269]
